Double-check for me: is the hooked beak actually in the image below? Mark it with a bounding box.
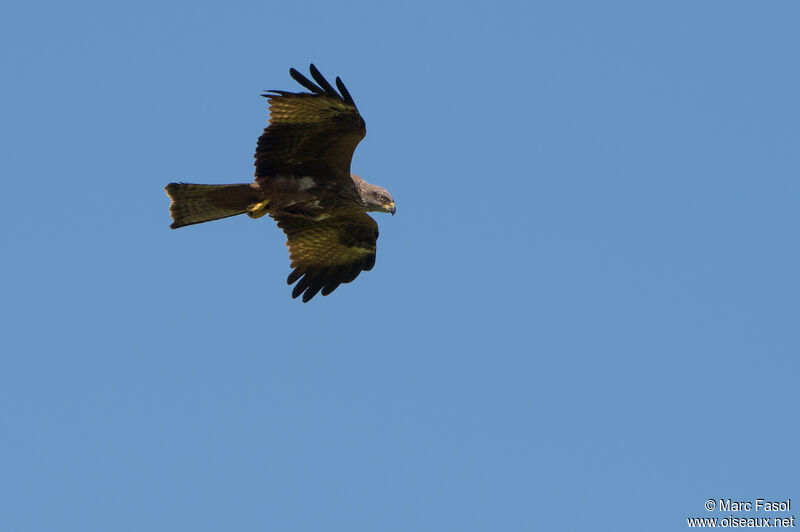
[388,202,396,215]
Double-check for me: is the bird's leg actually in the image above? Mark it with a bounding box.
[246,200,270,219]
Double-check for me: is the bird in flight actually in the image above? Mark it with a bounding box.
[165,65,395,302]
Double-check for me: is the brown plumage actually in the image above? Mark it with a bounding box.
[165,65,395,302]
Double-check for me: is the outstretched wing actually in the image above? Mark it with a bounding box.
[274,212,378,302]
[255,64,366,179]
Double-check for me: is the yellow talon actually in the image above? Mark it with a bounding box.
[247,201,269,219]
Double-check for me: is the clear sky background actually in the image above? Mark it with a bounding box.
[2,1,797,530]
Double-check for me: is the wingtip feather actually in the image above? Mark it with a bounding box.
[277,65,357,108]
[290,67,324,94]
[335,77,356,106]
[309,64,337,96]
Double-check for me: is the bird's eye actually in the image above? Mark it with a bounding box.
[378,194,387,202]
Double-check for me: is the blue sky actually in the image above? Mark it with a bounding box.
[2,1,798,530]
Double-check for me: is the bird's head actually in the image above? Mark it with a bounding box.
[367,186,396,215]
[353,175,396,215]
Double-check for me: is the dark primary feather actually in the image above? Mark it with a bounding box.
[335,77,356,106]
[287,64,355,105]
[310,64,336,94]
[255,64,366,179]
[274,212,378,302]
[289,67,325,94]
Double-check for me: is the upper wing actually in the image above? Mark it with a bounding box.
[255,64,366,179]
[274,212,378,302]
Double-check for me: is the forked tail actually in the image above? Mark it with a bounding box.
[165,183,262,229]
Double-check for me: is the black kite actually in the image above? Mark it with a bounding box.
[165,65,395,302]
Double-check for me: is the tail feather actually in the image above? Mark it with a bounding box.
[165,183,261,229]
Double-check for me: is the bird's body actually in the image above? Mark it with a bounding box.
[165,65,395,302]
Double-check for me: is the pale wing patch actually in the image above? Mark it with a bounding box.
[297,176,316,191]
